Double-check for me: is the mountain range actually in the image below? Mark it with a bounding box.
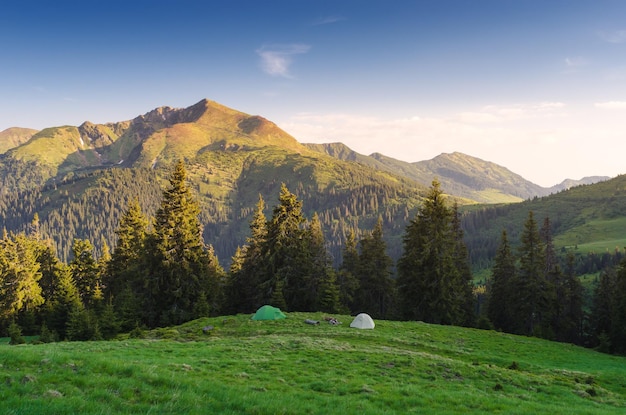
[0,99,620,267]
[0,100,607,203]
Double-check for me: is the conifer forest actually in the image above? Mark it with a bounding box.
[1,160,626,355]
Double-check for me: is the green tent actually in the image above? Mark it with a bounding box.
[251,305,287,321]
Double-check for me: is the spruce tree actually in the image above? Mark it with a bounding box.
[227,195,267,313]
[106,198,149,303]
[70,239,102,309]
[397,180,461,325]
[0,232,44,322]
[611,257,626,354]
[304,213,336,311]
[590,269,616,352]
[147,160,214,326]
[511,211,550,337]
[318,269,341,313]
[355,217,394,319]
[45,264,82,339]
[337,230,360,313]
[261,184,307,311]
[487,230,516,332]
[558,253,584,344]
[451,202,476,326]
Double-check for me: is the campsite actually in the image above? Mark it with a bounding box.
[2,311,625,414]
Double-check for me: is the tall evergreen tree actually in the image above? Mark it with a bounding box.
[306,213,339,312]
[105,198,149,303]
[590,269,616,352]
[337,230,360,313]
[44,264,82,340]
[0,232,44,323]
[511,211,551,337]
[451,202,476,326]
[556,253,584,344]
[227,195,267,313]
[486,230,516,332]
[146,160,214,326]
[397,180,466,325]
[261,184,307,311]
[203,243,226,315]
[355,217,394,319]
[70,239,102,309]
[610,256,626,354]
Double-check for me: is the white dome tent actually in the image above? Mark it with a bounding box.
[350,313,375,329]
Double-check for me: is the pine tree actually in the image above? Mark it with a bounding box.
[98,299,121,340]
[70,239,102,309]
[511,211,551,337]
[451,202,476,326]
[355,217,394,319]
[146,160,214,326]
[590,269,616,352]
[226,195,267,313]
[0,232,44,322]
[540,216,562,340]
[306,213,338,312]
[261,184,307,311]
[557,253,584,344]
[397,180,460,325]
[337,230,360,313]
[105,198,149,325]
[106,198,149,301]
[487,230,516,332]
[44,264,82,339]
[318,269,341,313]
[202,244,226,316]
[611,257,626,354]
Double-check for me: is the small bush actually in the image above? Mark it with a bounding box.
[39,323,58,343]
[129,325,145,339]
[8,322,25,345]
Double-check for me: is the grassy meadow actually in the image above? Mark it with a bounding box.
[1,313,625,414]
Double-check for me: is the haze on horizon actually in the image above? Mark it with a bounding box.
[1,0,625,187]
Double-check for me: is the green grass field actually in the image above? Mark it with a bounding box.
[555,217,626,254]
[1,313,625,414]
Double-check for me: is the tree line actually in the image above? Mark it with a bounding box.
[2,161,626,355]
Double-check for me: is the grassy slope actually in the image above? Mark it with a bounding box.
[464,174,626,266]
[0,127,38,154]
[1,314,624,414]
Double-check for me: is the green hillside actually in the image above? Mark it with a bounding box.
[463,174,626,270]
[0,127,38,154]
[1,313,624,414]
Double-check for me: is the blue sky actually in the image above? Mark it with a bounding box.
[1,0,625,186]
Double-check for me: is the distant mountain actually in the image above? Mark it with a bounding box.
[550,176,610,193]
[305,143,610,202]
[0,127,38,154]
[306,144,540,203]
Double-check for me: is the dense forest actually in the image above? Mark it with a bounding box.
[2,161,626,355]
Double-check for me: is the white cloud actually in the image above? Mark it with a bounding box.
[600,30,626,44]
[256,44,310,78]
[312,15,345,26]
[456,102,566,124]
[594,101,626,110]
[565,57,587,67]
